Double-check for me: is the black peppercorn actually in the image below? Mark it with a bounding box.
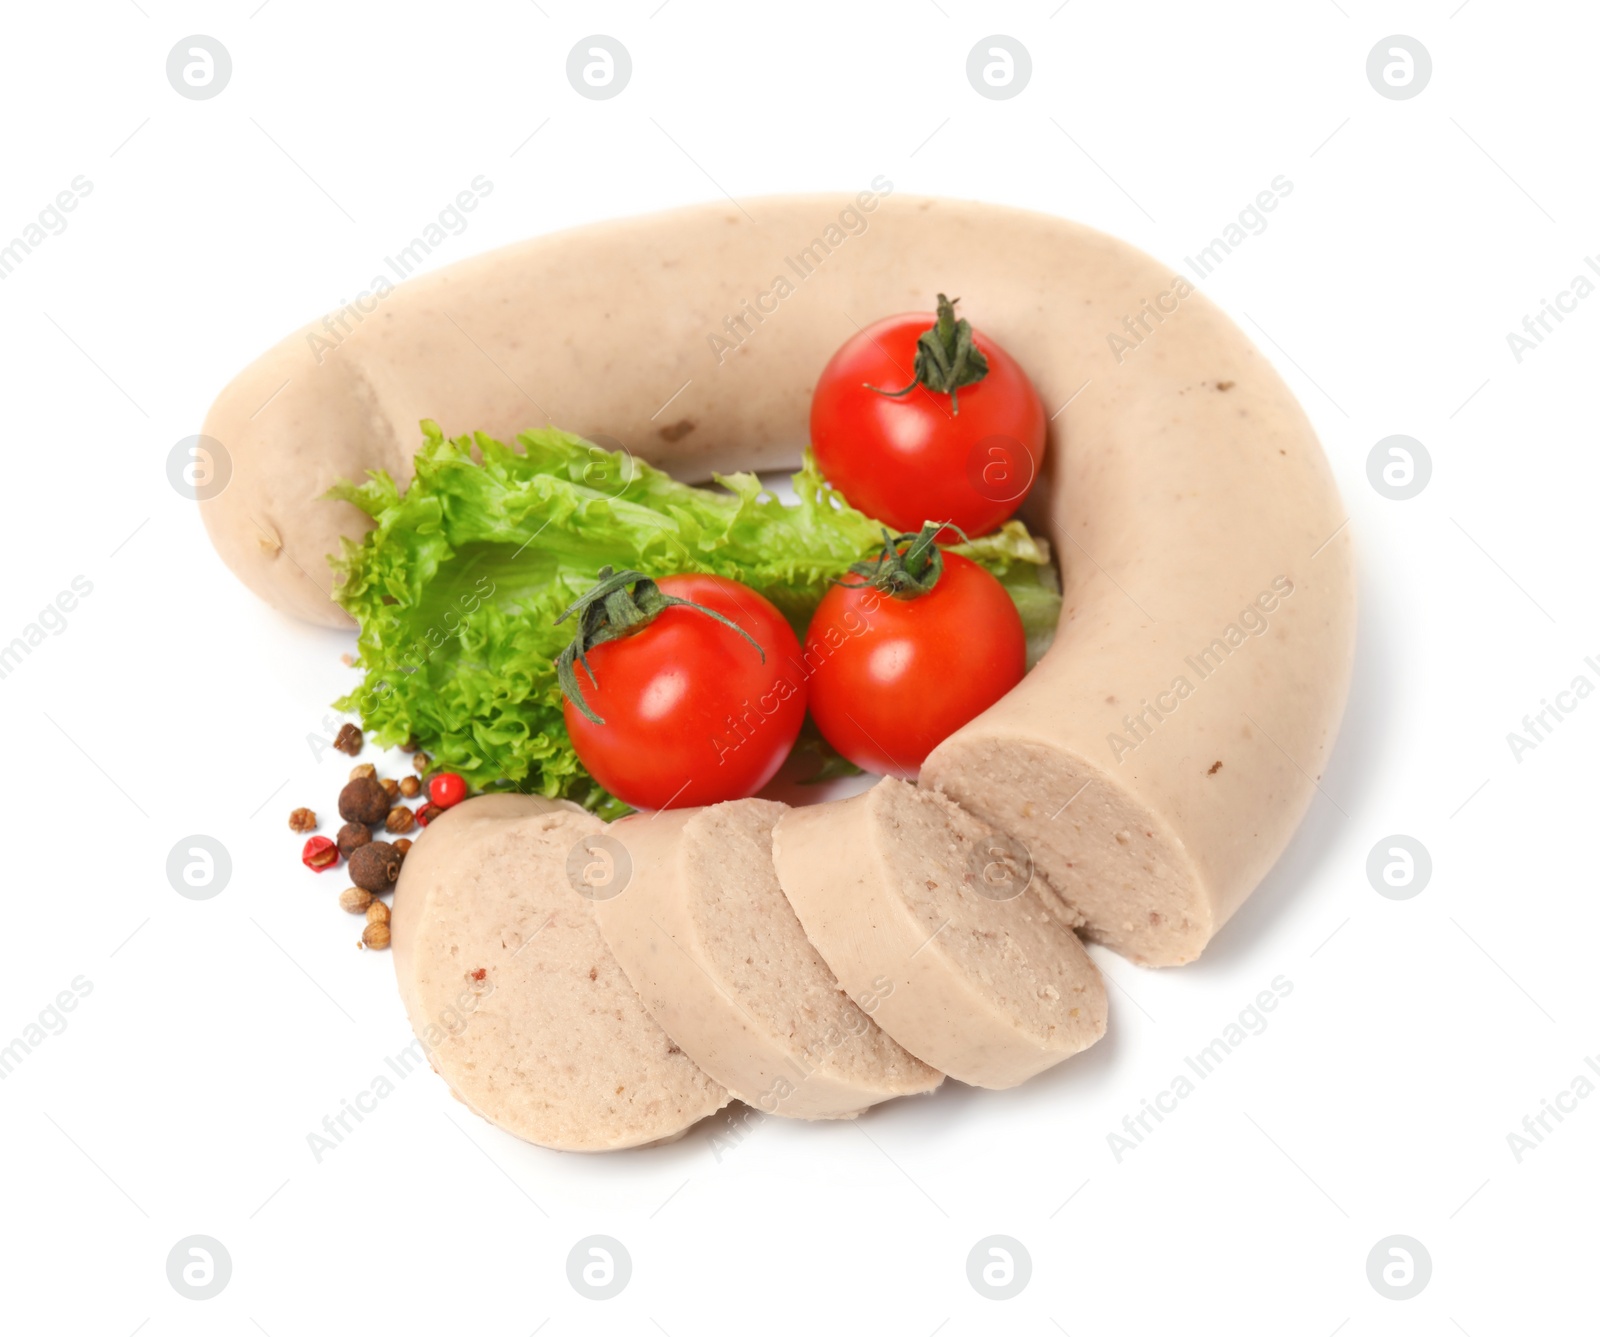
[338,776,390,825]
[349,841,404,892]
[336,821,372,859]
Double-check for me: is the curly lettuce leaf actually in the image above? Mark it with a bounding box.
[330,421,1060,810]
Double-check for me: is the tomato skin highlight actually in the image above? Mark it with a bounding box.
[803,553,1025,778]
[563,575,807,811]
[809,312,1046,536]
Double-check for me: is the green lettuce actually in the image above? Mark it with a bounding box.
[330,421,1059,812]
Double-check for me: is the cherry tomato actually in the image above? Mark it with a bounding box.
[563,574,807,810]
[428,772,467,809]
[810,296,1046,537]
[804,551,1024,778]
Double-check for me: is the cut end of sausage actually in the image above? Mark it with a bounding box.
[599,799,942,1119]
[921,737,1213,967]
[390,794,728,1151]
[772,779,1106,1089]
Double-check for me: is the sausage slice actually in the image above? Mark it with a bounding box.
[595,799,943,1119]
[772,779,1106,1089]
[390,794,728,1150]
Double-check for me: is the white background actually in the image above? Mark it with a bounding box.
[2,1,1595,1333]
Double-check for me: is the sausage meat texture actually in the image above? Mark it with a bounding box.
[202,195,1355,966]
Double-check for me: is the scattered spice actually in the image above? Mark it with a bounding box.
[339,652,356,667]
[336,821,372,858]
[470,968,487,982]
[339,885,373,914]
[1207,760,1223,775]
[385,806,416,835]
[400,736,419,753]
[301,837,339,872]
[349,840,404,891]
[338,776,390,825]
[293,747,432,955]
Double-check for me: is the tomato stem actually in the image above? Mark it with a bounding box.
[864,293,990,415]
[837,521,967,600]
[554,567,765,725]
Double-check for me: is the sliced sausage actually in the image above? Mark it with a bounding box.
[390,794,727,1150]
[771,778,1106,1088]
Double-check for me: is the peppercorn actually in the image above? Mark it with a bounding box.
[429,772,467,809]
[348,762,376,781]
[412,751,431,774]
[415,802,443,826]
[349,841,403,892]
[301,837,339,872]
[339,885,373,914]
[385,806,416,835]
[361,920,391,950]
[366,899,390,925]
[336,821,372,859]
[333,722,363,756]
[288,807,317,833]
[392,838,413,855]
[380,777,400,800]
[401,735,419,753]
[399,775,421,798]
[338,776,390,825]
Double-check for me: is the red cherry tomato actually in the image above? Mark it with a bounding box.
[804,552,1024,778]
[563,575,807,810]
[428,772,467,809]
[810,301,1046,537]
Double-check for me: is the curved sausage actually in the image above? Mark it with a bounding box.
[203,195,1355,965]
